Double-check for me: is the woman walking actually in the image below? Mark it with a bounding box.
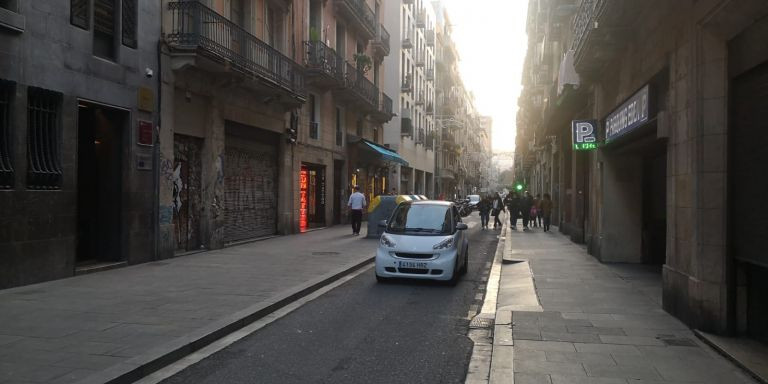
[540,193,554,232]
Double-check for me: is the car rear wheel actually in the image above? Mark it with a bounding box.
[460,246,469,275]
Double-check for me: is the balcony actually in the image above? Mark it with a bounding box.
[415,94,425,106]
[402,34,413,49]
[415,54,425,67]
[426,131,435,150]
[426,102,434,115]
[371,92,394,123]
[403,0,413,4]
[166,1,305,101]
[415,10,426,28]
[335,61,379,113]
[401,74,413,93]
[426,68,434,81]
[303,40,345,89]
[401,108,413,136]
[371,24,390,57]
[416,128,425,145]
[570,0,637,80]
[425,29,435,46]
[334,0,377,40]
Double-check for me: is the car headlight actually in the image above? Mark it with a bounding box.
[433,237,455,250]
[380,234,396,248]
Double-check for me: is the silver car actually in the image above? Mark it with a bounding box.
[375,200,469,284]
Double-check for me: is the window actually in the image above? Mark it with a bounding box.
[309,94,319,140]
[335,107,343,146]
[265,2,284,51]
[70,0,89,29]
[93,0,117,60]
[27,87,63,190]
[0,79,14,189]
[121,0,137,48]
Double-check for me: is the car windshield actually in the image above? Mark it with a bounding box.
[468,195,480,202]
[387,204,452,235]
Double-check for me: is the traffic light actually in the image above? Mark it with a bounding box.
[287,111,298,144]
[515,183,524,192]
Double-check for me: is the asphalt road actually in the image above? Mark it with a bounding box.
[161,213,500,384]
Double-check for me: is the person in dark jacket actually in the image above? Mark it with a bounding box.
[504,192,521,230]
[521,191,534,231]
[491,192,504,229]
[540,193,554,232]
[477,196,492,229]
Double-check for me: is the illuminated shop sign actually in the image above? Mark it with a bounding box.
[572,120,599,151]
[300,168,308,232]
[605,85,650,142]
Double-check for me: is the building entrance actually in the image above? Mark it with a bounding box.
[300,163,326,230]
[76,102,126,264]
[730,61,768,342]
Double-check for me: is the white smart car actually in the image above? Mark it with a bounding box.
[375,200,469,284]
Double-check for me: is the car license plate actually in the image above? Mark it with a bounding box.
[399,261,428,269]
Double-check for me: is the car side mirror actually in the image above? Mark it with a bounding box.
[456,223,468,230]
[378,219,387,227]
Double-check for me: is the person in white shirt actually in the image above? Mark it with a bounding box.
[347,186,367,235]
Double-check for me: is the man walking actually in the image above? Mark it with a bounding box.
[348,186,366,236]
[521,191,534,231]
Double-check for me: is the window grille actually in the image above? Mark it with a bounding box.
[93,0,116,59]
[27,87,63,190]
[70,0,90,29]
[121,0,137,48]
[0,80,14,189]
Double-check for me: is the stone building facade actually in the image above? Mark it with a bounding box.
[517,0,768,343]
[0,0,160,288]
[158,0,395,257]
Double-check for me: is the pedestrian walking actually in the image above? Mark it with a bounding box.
[535,194,544,228]
[504,192,521,230]
[521,191,534,231]
[491,192,504,229]
[348,186,366,236]
[531,194,541,228]
[477,196,492,229]
[540,193,553,232]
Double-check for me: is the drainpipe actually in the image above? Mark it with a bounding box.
[153,38,163,261]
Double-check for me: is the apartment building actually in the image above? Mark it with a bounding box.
[382,0,436,196]
[517,0,768,345]
[0,1,160,288]
[159,0,395,257]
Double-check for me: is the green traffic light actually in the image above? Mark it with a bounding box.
[516,184,523,191]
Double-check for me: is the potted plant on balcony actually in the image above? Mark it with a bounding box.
[353,53,373,74]
[309,27,321,42]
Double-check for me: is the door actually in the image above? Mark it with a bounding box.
[76,102,125,263]
[223,125,279,243]
[731,62,768,342]
[173,134,203,252]
[334,160,343,225]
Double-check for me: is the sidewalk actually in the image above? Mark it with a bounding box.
[488,223,758,384]
[0,225,377,384]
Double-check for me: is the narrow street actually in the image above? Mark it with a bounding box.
[160,214,499,384]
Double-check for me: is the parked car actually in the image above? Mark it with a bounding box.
[375,200,469,284]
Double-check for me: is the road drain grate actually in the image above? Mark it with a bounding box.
[658,337,698,347]
[469,316,494,329]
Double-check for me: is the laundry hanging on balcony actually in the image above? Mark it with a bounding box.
[558,49,581,95]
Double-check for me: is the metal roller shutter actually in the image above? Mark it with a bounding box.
[223,134,278,243]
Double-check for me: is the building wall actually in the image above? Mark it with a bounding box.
[0,1,160,288]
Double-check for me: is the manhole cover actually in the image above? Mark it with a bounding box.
[312,252,340,256]
[469,316,494,329]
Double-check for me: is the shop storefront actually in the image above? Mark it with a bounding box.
[300,163,326,232]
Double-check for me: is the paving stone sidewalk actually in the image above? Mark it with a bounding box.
[492,224,758,384]
[0,226,377,384]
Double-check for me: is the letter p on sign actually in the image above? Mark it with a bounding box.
[575,122,596,143]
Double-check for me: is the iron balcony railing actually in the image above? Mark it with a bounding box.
[304,40,345,83]
[335,0,377,38]
[570,0,605,57]
[372,24,391,55]
[379,93,393,117]
[167,1,305,97]
[343,61,379,109]
[415,10,426,28]
[426,29,435,46]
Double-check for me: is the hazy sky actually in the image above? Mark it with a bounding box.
[441,0,529,153]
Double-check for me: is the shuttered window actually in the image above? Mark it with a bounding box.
[93,0,116,59]
[0,80,14,189]
[27,87,63,190]
[70,0,90,30]
[121,0,137,48]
